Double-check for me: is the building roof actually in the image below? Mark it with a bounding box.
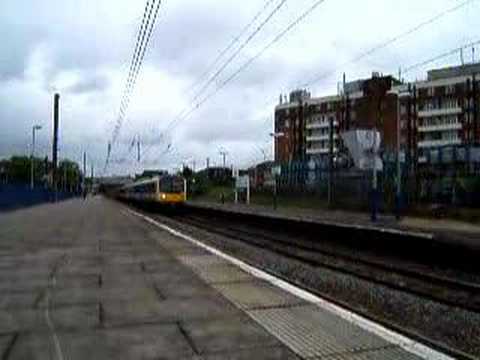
[428,62,480,81]
[305,94,341,105]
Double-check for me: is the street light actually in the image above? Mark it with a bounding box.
[30,125,42,190]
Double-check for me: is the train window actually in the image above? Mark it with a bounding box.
[159,176,184,193]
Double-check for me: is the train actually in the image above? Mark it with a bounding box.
[116,175,186,206]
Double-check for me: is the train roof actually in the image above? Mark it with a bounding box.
[121,177,159,190]
[121,174,184,190]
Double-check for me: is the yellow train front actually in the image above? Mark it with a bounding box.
[118,175,186,207]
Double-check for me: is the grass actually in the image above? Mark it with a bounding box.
[190,185,480,225]
[191,186,344,211]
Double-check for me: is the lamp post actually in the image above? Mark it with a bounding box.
[270,132,285,210]
[30,125,42,189]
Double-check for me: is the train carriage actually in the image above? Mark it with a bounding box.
[117,175,186,205]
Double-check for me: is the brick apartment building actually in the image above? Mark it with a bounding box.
[407,63,480,163]
[274,63,480,168]
[273,89,310,163]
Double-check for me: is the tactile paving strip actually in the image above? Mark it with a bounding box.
[248,305,422,360]
[188,263,254,284]
[213,282,306,310]
[320,346,423,360]
[178,254,228,268]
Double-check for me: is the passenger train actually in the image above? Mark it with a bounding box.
[117,175,186,205]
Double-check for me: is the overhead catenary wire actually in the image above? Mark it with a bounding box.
[233,0,480,169]
[141,0,328,169]
[187,0,279,97]
[165,0,328,135]
[119,1,154,120]
[104,0,163,173]
[403,38,480,74]
[124,0,283,167]
[172,0,288,125]
[106,0,156,171]
[121,0,475,173]
[113,1,156,144]
[139,0,291,164]
[301,0,477,88]
[119,0,162,125]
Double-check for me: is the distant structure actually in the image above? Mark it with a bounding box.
[136,169,168,180]
[274,89,311,163]
[274,63,480,169]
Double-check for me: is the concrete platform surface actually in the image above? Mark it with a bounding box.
[0,198,448,359]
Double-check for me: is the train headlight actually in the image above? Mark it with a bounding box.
[161,193,166,200]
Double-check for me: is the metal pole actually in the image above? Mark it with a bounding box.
[91,164,94,193]
[83,152,87,192]
[328,112,334,207]
[273,174,277,210]
[52,94,60,200]
[30,127,35,189]
[372,126,378,220]
[64,165,67,192]
[396,93,401,219]
[183,178,187,201]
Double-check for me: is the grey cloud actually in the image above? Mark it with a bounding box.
[65,73,110,94]
[0,24,46,80]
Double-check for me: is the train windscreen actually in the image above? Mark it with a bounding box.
[159,176,184,193]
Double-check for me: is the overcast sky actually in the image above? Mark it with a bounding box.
[0,0,478,175]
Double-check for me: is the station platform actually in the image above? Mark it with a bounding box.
[0,197,450,359]
[186,200,480,250]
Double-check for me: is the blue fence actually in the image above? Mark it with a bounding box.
[0,183,79,212]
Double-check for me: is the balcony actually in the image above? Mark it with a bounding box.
[418,156,427,163]
[306,120,339,129]
[418,123,462,132]
[306,147,338,155]
[417,138,462,148]
[306,134,338,142]
[417,107,462,118]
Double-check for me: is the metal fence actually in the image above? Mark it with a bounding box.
[252,146,480,213]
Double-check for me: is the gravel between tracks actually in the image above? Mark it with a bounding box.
[146,211,480,358]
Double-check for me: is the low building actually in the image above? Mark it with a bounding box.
[248,161,274,189]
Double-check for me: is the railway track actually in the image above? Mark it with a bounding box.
[170,213,480,314]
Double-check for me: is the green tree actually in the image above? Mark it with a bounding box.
[58,160,82,192]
